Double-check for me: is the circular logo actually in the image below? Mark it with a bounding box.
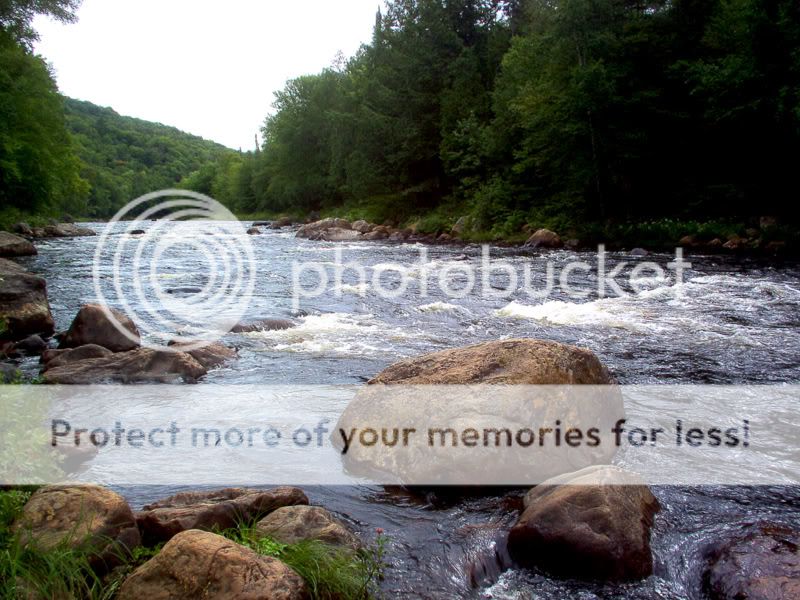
[92,189,256,351]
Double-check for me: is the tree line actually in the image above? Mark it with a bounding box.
[189,0,799,236]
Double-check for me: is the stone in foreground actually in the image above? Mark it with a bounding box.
[136,487,309,544]
[0,258,55,340]
[369,338,613,385]
[59,303,140,352]
[0,231,37,257]
[507,465,660,581]
[256,505,361,550]
[704,523,800,600]
[13,484,140,571]
[118,529,307,600]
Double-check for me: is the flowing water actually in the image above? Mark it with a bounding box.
[15,222,800,599]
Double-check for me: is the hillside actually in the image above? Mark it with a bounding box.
[64,98,235,217]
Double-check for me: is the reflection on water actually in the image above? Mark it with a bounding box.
[17,222,800,599]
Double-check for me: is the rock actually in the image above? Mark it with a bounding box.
[336,340,620,485]
[246,227,261,235]
[679,235,697,247]
[437,233,452,242]
[451,216,470,236]
[707,238,723,249]
[11,222,33,236]
[59,303,140,352]
[167,340,237,369]
[270,216,293,229]
[723,235,746,250]
[256,505,361,550]
[13,484,140,570]
[351,220,374,233]
[369,338,612,385]
[165,286,203,295]
[564,238,581,250]
[232,318,295,333]
[0,258,55,340]
[296,218,351,239]
[508,466,659,581]
[136,487,309,544]
[524,229,562,249]
[252,221,270,227]
[362,229,389,241]
[41,223,96,238]
[13,334,47,356]
[760,216,778,230]
[704,523,800,600]
[42,347,207,384]
[630,248,649,257]
[388,230,408,242]
[316,227,362,242]
[129,229,146,235]
[0,362,20,382]
[117,529,307,600]
[765,240,787,254]
[41,343,113,371]
[0,231,37,257]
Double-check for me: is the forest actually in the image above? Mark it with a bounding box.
[1,0,799,240]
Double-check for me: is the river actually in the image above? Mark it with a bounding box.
[15,222,800,599]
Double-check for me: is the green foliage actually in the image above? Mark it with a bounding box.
[222,524,387,600]
[0,0,81,47]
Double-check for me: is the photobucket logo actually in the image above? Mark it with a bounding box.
[291,245,692,308]
[92,190,256,351]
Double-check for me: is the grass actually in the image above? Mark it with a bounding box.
[1,490,386,600]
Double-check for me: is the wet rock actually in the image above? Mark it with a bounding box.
[41,223,96,238]
[252,221,270,227]
[351,220,374,233]
[167,340,237,369]
[41,343,113,371]
[508,465,659,581]
[129,229,146,235]
[270,216,293,229]
[0,231,37,257]
[246,227,261,235]
[13,334,47,355]
[42,347,207,384]
[165,286,203,295]
[0,362,20,382]
[11,222,33,236]
[524,229,562,249]
[118,529,307,600]
[363,228,389,240]
[13,484,140,571]
[0,258,55,340]
[136,487,309,544]
[704,523,800,600]
[388,230,409,242]
[723,235,746,250]
[256,505,361,550]
[679,235,697,247]
[437,233,452,242]
[630,247,649,257]
[296,218,351,239]
[707,238,723,249]
[59,303,140,352]
[369,338,612,385]
[316,228,362,242]
[231,318,295,333]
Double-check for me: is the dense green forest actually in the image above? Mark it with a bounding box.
[189,0,799,238]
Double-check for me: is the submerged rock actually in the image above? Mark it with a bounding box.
[231,318,295,333]
[0,231,37,257]
[42,347,207,384]
[13,484,140,571]
[118,530,307,600]
[524,229,562,249]
[246,227,261,235]
[507,465,659,581]
[256,505,361,550]
[59,303,140,352]
[0,258,55,340]
[136,487,309,544]
[704,523,800,600]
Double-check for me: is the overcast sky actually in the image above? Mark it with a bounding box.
[33,0,379,149]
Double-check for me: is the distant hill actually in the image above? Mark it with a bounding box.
[64,98,235,217]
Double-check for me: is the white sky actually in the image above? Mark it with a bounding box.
[33,0,380,149]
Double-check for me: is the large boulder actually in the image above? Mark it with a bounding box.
[13,484,140,570]
[41,343,113,371]
[335,340,620,485]
[316,228,363,242]
[351,220,374,234]
[40,223,96,238]
[136,487,309,544]
[42,347,207,383]
[524,229,562,249]
[167,340,237,369]
[117,529,307,600]
[0,258,55,340]
[256,505,361,550]
[507,465,659,581]
[295,218,351,239]
[0,231,36,257]
[59,303,140,352]
[704,523,800,600]
[369,338,612,385]
[231,318,296,333]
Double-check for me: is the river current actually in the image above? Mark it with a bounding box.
[15,222,800,599]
